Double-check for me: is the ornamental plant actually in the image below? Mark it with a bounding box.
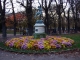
[5,36,74,50]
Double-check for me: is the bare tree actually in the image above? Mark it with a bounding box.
[54,0,64,34]
[68,0,80,33]
[10,0,17,36]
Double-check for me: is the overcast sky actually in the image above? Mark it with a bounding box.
[5,0,25,13]
[5,0,39,14]
[5,0,69,14]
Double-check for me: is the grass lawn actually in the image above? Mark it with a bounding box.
[0,30,20,34]
[0,34,80,54]
[7,30,20,34]
[61,34,80,48]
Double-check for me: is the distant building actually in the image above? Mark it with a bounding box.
[5,12,27,27]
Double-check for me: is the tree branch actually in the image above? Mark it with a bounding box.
[38,0,45,10]
[5,2,9,5]
[17,1,26,8]
[48,0,53,9]
[5,9,11,13]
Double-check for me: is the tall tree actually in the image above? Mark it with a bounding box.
[55,0,63,34]
[63,0,71,33]
[76,0,80,31]
[74,0,80,33]
[17,0,33,35]
[0,0,7,37]
[68,0,79,33]
[10,0,17,36]
[49,4,58,34]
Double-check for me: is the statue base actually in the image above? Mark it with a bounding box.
[33,33,46,39]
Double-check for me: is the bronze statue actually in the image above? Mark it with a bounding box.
[35,6,42,20]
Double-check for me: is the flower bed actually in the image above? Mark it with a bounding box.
[5,36,74,50]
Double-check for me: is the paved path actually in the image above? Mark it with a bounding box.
[0,34,23,38]
[0,49,80,60]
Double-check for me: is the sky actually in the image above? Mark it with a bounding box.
[5,0,25,13]
[5,0,39,14]
[5,0,69,14]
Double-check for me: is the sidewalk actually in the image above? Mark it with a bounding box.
[0,34,23,42]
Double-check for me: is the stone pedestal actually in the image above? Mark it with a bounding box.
[33,20,46,39]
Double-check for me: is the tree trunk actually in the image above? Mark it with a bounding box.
[0,23,2,32]
[57,5,61,34]
[1,11,7,38]
[0,0,7,38]
[2,21,6,37]
[74,7,78,33]
[67,9,70,33]
[28,23,33,35]
[26,6,33,36]
[58,14,61,34]
[44,9,49,34]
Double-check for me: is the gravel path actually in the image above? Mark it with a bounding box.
[0,49,80,60]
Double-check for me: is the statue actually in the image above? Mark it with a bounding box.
[34,5,46,39]
[35,6,42,20]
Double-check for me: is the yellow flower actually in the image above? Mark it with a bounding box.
[5,41,10,46]
[44,45,51,50]
[62,44,66,48]
[27,43,33,49]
